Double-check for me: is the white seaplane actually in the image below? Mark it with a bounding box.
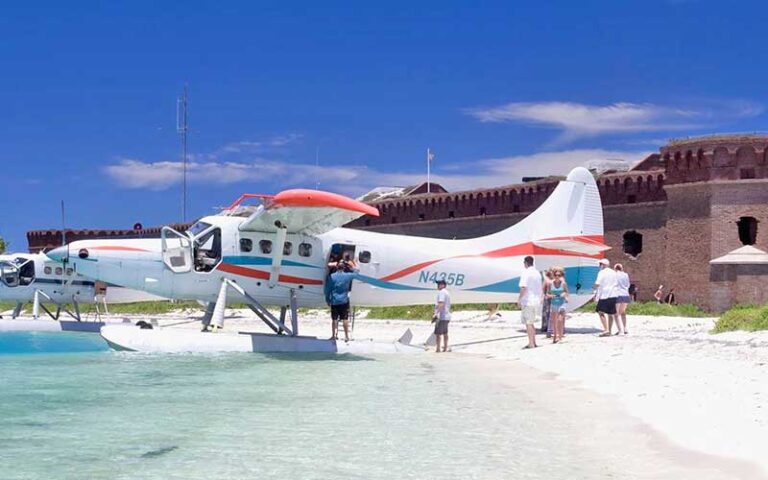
[48,166,608,353]
[0,253,97,322]
[0,252,168,332]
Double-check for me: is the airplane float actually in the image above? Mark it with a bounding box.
[48,166,609,353]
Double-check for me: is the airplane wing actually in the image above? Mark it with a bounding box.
[235,189,380,235]
[533,236,611,255]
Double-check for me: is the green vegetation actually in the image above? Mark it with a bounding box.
[576,301,709,317]
[78,301,204,315]
[0,235,6,254]
[363,303,519,320]
[713,304,768,333]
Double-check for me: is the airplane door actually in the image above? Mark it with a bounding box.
[161,226,193,273]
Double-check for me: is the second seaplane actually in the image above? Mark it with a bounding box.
[48,167,608,353]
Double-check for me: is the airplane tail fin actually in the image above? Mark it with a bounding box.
[478,167,606,254]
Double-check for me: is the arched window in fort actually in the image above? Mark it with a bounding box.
[448,211,455,218]
[685,150,693,170]
[674,151,683,170]
[622,231,643,257]
[696,149,705,168]
[479,206,487,216]
[418,213,425,221]
[737,217,758,245]
[713,147,732,167]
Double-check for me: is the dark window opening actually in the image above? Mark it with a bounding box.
[512,205,520,213]
[240,238,253,252]
[623,231,643,257]
[627,195,637,204]
[737,216,758,245]
[480,207,487,216]
[283,242,293,256]
[299,243,312,257]
[259,240,272,254]
[193,227,222,272]
[391,217,397,224]
[740,168,756,179]
[448,211,455,218]
[359,251,372,263]
[418,213,425,221]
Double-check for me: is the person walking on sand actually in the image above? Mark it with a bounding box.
[593,258,619,336]
[614,263,631,335]
[518,256,543,349]
[547,266,569,343]
[432,279,451,352]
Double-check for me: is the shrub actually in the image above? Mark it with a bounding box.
[713,304,768,333]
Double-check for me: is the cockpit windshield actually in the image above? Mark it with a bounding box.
[187,221,212,237]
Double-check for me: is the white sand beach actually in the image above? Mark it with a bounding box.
[115,307,768,476]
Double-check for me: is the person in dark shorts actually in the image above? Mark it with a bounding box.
[432,279,452,352]
[324,259,360,342]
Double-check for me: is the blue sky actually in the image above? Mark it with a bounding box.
[1,0,767,250]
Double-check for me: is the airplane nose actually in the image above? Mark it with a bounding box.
[47,246,68,263]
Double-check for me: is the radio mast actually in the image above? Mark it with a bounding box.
[177,85,189,222]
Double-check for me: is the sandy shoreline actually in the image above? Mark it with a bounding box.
[4,307,768,477]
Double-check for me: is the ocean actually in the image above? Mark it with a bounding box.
[0,331,752,480]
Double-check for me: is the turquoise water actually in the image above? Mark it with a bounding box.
[0,332,755,480]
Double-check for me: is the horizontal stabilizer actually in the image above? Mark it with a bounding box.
[532,237,611,255]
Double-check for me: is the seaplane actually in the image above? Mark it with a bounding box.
[0,252,168,333]
[48,166,609,353]
[0,252,96,321]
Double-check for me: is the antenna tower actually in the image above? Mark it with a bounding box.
[177,85,189,222]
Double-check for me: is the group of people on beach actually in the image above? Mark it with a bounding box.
[517,255,633,349]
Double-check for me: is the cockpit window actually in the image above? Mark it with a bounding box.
[187,221,212,237]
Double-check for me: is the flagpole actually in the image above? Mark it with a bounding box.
[427,147,431,193]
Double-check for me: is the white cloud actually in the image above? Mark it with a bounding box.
[464,100,762,142]
[104,148,650,195]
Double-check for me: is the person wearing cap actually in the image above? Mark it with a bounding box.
[432,279,452,352]
[593,258,619,336]
[518,255,542,349]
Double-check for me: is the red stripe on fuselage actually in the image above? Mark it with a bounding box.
[89,246,150,252]
[380,235,604,281]
[217,263,323,285]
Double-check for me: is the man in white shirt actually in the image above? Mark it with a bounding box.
[593,258,619,337]
[432,279,452,352]
[518,255,543,349]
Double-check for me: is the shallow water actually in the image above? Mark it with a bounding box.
[0,332,758,480]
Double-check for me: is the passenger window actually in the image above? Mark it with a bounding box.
[65,268,73,276]
[283,242,293,256]
[299,243,312,257]
[55,267,63,275]
[240,238,253,253]
[44,266,52,275]
[359,251,372,263]
[259,240,272,254]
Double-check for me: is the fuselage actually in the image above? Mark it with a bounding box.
[48,219,599,310]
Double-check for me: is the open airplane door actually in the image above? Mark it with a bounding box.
[161,226,193,273]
